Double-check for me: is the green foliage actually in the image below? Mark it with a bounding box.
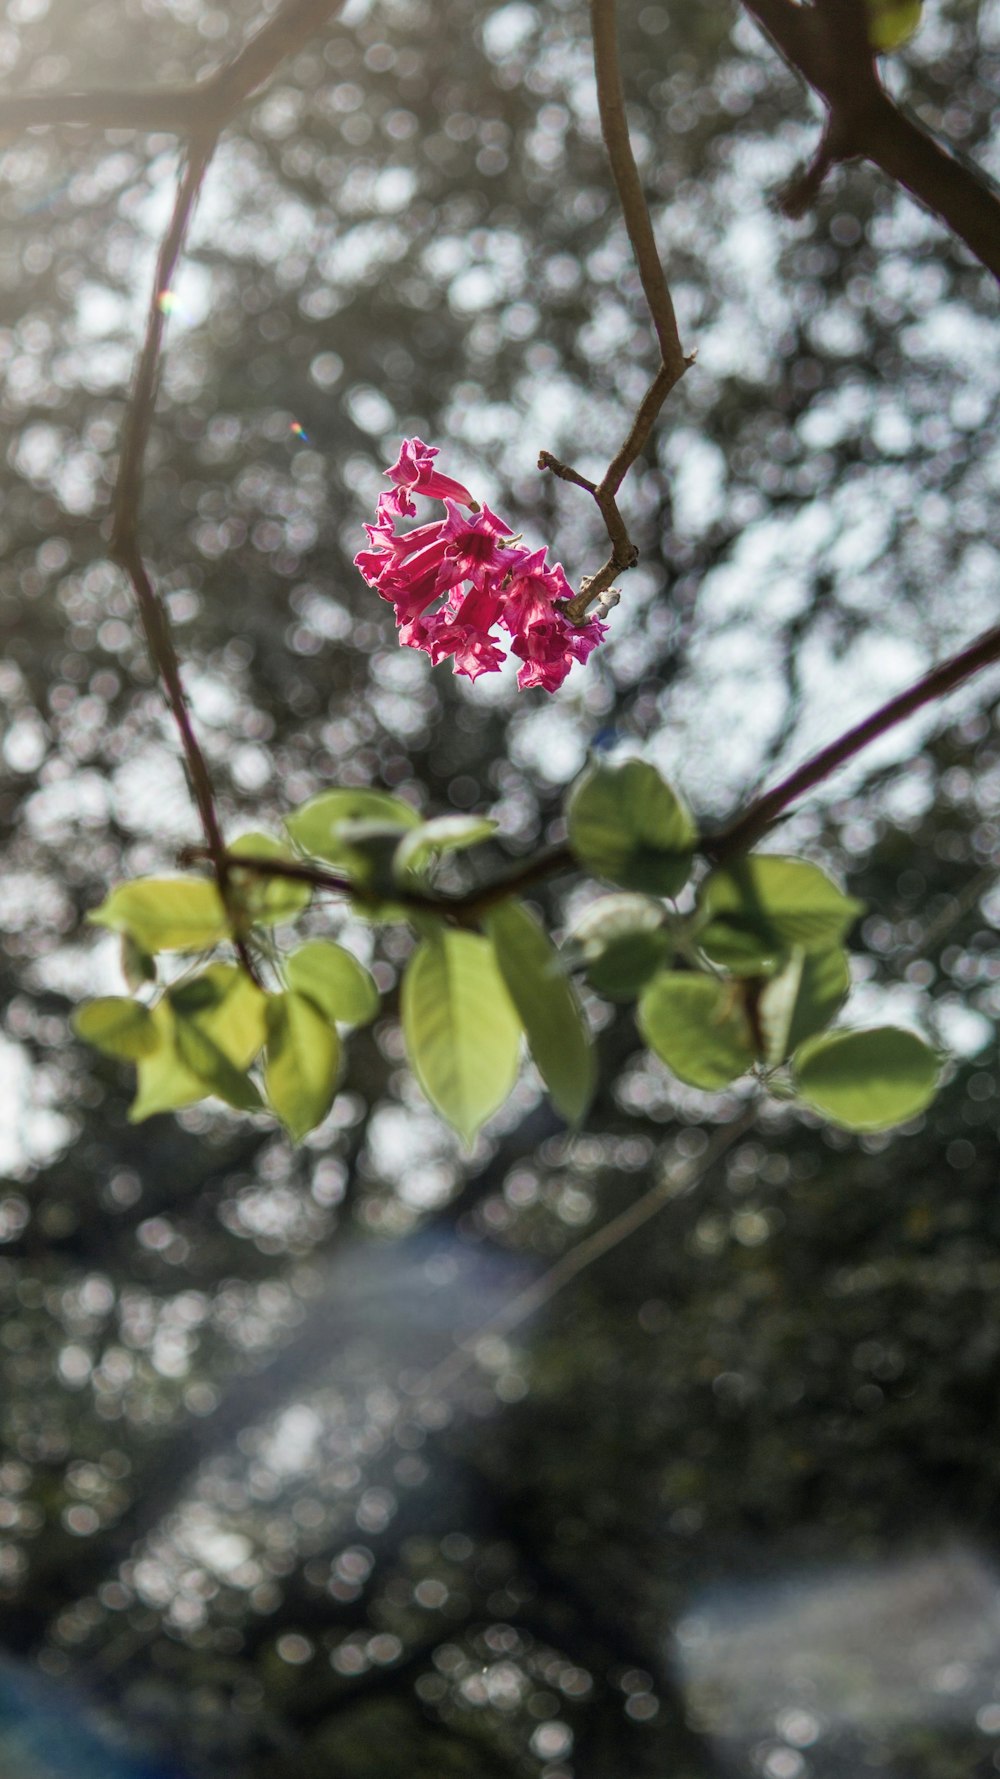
[865,0,922,51]
[285,941,379,1027]
[485,900,595,1125]
[394,813,497,881]
[792,1027,940,1131]
[73,773,941,1141]
[638,971,757,1090]
[285,789,421,867]
[401,929,523,1144]
[757,947,852,1066]
[89,878,229,953]
[696,856,863,974]
[264,990,341,1139]
[566,893,674,1000]
[228,832,312,924]
[566,760,697,896]
[72,996,159,1060]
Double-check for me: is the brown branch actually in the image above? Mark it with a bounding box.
[705,620,1000,862]
[539,0,693,622]
[741,0,1000,279]
[0,0,345,135]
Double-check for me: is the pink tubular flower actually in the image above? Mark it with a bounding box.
[354,438,608,692]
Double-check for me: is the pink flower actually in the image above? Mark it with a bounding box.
[354,439,607,693]
[385,437,479,511]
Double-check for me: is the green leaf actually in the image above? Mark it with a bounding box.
[89,878,229,954]
[285,789,420,867]
[285,940,378,1027]
[401,930,522,1144]
[866,0,922,51]
[167,963,267,1067]
[485,900,595,1125]
[567,893,675,1001]
[638,971,757,1091]
[792,1027,939,1132]
[697,856,863,974]
[264,990,341,1140]
[130,1001,211,1122]
[566,760,697,896]
[173,1019,263,1112]
[394,814,497,881]
[228,832,312,925]
[757,946,852,1066]
[73,996,160,1061]
[120,935,156,992]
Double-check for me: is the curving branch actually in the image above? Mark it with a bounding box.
[705,619,1000,861]
[741,0,1000,279]
[0,0,345,135]
[539,0,693,622]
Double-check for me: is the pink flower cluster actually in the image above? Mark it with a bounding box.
[354,438,607,692]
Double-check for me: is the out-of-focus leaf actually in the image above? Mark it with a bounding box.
[285,940,378,1027]
[120,935,156,992]
[73,997,159,1061]
[758,946,852,1065]
[228,831,312,925]
[394,813,497,880]
[285,789,420,867]
[89,878,229,953]
[793,1027,939,1131]
[485,900,594,1125]
[638,971,757,1090]
[401,930,522,1144]
[168,964,266,1067]
[264,990,341,1140]
[566,760,697,896]
[567,892,675,1000]
[697,856,862,974]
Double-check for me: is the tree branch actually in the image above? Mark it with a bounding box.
[705,619,1000,861]
[539,0,693,622]
[0,0,345,134]
[740,0,1000,278]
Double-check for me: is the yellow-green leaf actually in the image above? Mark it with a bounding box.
[89,878,229,954]
[402,931,522,1144]
[285,941,378,1027]
[285,789,420,866]
[638,971,757,1091]
[73,997,159,1061]
[485,900,595,1125]
[264,990,341,1140]
[130,1001,209,1122]
[167,964,267,1067]
[228,832,312,926]
[697,856,862,975]
[793,1026,939,1131]
[758,946,852,1066]
[866,0,921,51]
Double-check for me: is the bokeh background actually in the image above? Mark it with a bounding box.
[1,0,1000,1773]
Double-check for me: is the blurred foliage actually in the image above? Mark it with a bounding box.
[0,0,999,1774]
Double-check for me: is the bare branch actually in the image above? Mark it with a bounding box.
[705,620,1000,862]
[741,0,1000,278]
[0,0,345,135]
[539,0,693,621]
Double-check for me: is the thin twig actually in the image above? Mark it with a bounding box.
[705,621,1000,862]
[0,0,345,135]
[411,1105,759,1404]
[539,0,693,622]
